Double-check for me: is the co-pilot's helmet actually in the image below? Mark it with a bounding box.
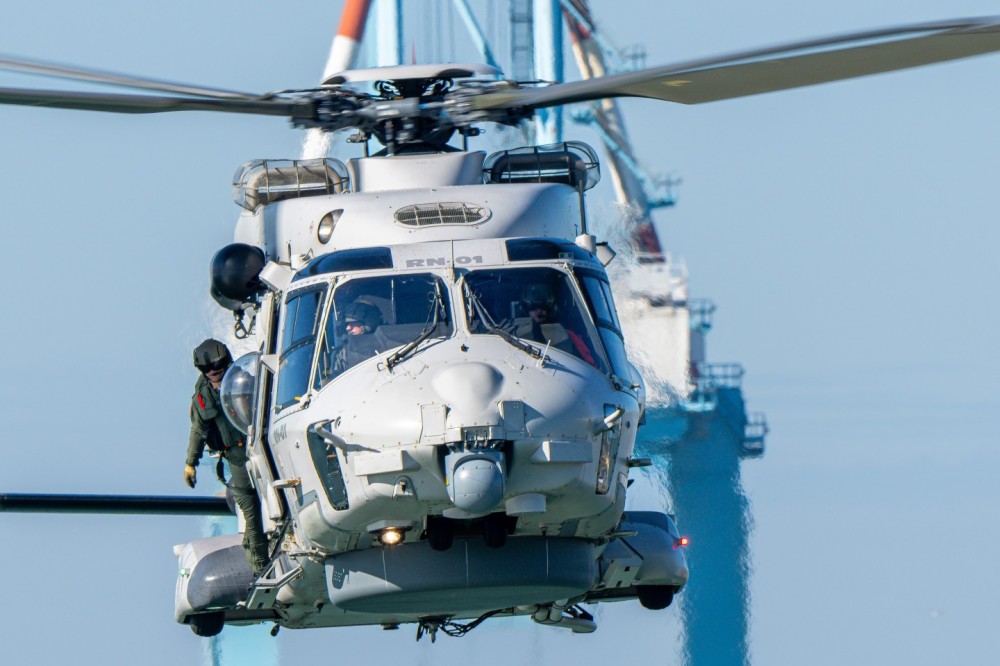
[522,284,555,312]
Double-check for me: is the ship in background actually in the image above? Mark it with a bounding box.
[323,2,767,664]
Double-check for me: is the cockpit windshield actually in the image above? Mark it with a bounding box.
[314,273,452,389]
[462,267,607,371]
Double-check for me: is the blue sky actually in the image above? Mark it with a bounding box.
[0,1,998,664]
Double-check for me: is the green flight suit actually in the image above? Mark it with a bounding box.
[187,374,270,573]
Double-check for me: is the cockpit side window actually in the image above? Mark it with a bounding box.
[463,267,607,372]
[276,286,328,412]
[314,273,453,389]
[575,270,631,381]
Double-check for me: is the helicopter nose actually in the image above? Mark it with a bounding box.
[431,362,503,414]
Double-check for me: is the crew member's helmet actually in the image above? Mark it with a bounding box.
[343,301,382,334]
[522,283,556,311]
[193,338,233,373]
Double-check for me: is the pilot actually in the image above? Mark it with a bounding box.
[523,284,557,328]
[328,300,383,376]
[184,339,269,575]
[521,283,597,367]
[343,300,381,336]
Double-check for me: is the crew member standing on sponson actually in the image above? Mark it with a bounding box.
[184,339,269,574]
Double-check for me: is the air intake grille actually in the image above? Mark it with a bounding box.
[394,202,491,227]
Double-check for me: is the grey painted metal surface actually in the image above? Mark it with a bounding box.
[327,537,595,613]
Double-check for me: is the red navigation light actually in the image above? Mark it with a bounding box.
[673,536,690,550]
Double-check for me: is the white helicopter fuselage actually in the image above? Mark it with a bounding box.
[174,144,687,633]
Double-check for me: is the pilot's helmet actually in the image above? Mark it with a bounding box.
[344,301,382,333]
[522,283,555,311]
[193,338,233,373]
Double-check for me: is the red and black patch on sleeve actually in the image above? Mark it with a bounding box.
[197,394,206,411]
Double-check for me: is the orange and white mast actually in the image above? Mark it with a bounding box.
[303,0,373,159]
[322,0,374,81]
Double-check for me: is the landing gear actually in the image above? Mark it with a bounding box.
[483,513,507,548]
[637,585,675,610]
[426,516,455,551]
[189,611,225,637]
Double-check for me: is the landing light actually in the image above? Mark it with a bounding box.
[317,209,342,244]
[379,528,404,546]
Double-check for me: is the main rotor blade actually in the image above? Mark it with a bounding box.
[0,493,232,516]
[472,16,1000,110]
[0,53,261,100]
[0,86,309,118]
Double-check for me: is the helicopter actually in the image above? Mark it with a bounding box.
[2,12,1000,644]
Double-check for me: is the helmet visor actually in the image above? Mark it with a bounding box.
[197,359,230,374]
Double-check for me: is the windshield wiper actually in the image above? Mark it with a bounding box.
[463,283,544,361]
[490,326,545,360]
[386,286,444,370]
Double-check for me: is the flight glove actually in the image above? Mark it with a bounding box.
[184,464,197,488]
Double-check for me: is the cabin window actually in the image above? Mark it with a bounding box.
[275,286,327,411]
[314,273,453,388]
[462,266,607,372]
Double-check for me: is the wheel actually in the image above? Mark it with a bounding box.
[637,585,675,610]
[189,611,225,637]
[427,516,455,551]
[483,513,507,548]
